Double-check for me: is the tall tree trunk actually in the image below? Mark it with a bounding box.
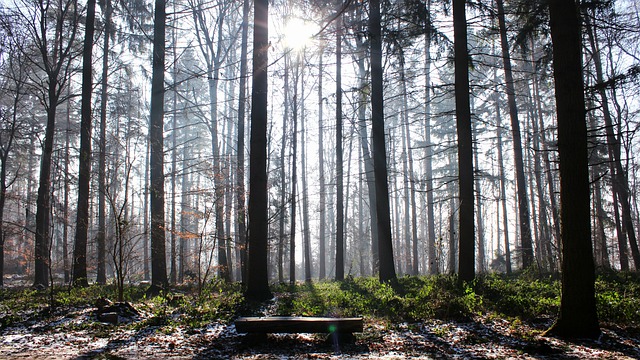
[496,0,534,269]
[398,51,419,275]
[424,6,437,274]
[453,0,475,282]
[525,112,541,269]
[34,88,60,288]
[236,0,250,284]
[245,0,272,301]
[526,62,553,271]
[494,74,512,274]
[169,3,180,285]
[225,66,236,280]
[401,111,411,274]
[472,111,485,274]
[531,42,560,271]
[278,55,289,284]
[545,0,599,338]
[169,149,178,282]
[356,42,378,274]
[63,92,70,283]
[590,109,611,270]
[289,57,300,285]
[143,135,150,280]
[149,0,168,291]
[179,139,190,282]
[335,12,345,281]
[358,147,367,276]
[210,72,229,282]
[96,0,112,285]
[318,49,327,280]
[300,58,312,283]
[370,0,397,284]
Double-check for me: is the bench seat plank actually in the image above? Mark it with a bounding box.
[234,316,363,334]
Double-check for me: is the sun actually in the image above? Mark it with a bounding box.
[283,18,317,51]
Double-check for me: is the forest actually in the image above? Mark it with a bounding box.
[1,0,640,358]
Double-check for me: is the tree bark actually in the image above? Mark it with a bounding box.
[453,0,475,282]
[424,7,437,274]
[335,12,345,281]
[318,49,327,280]
[236,0,250,284]
[278,55,289,284]
[245,0,273,302]
[355,37,378,275]
[300,59,312,283]
[496,0,534,269]
[545,0,600,339]
[289,56,299,285]
[149,0,168,291]
[96,0,112,285]
[72,0,96,286]
[33,0,80,288]
[370,0,397,284]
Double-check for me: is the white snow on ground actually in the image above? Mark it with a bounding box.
[1,300,639,359]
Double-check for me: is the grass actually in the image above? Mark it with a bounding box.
[0,272,638,332]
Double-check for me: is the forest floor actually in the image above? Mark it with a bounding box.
[1,274,639,359]
[1,306,639,359]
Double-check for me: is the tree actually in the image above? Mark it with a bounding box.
[15,0,81,288]
[236,0,250,284]
[583,5,640,270]
[544,0,599,339]
[349,5,378,274]
[317,47,327,280]
[71,0,97,287]
[0,28,30,287]
[149,0,168,291]
[494,88,512,274]
[189,0,236,282]
[277,53,289,284]
[96,0,113,285]
[289,54,299,285]
[423,0,437,275]
[453,0,474,282]
[299,56,312,283]
[245,0,273,302]
[370,0,396,284]
[495,0,534,269]
[335,9,344,282]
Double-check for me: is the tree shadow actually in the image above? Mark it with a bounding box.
[192,332,369,359]
[541,325,640,359]
[71,316,174,359]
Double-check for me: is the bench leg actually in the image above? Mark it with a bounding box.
[325,332,356,348]
[241,332,268,346]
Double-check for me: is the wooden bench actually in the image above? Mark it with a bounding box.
[234,316,363,335]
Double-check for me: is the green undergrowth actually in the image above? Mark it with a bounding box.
[270,272,640,326]
[594,271,640,324]
[1,272,638,331]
